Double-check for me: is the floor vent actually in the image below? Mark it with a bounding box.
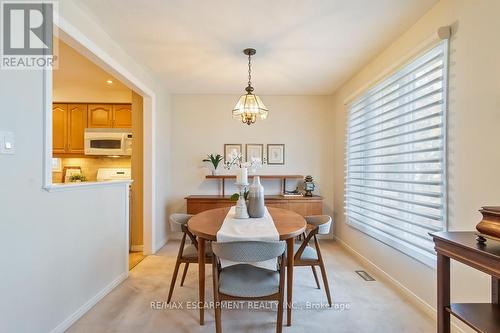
[355,270,375,281]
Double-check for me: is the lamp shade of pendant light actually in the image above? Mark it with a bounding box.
[232,48,269,125]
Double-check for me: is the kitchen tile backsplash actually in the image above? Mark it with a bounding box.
[52,157,131,183]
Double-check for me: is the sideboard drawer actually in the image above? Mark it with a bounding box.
[186,195,323,217]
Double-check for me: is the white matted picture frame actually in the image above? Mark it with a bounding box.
[224,144,242,162]
[245,144,264,162]
[267,144,285,165]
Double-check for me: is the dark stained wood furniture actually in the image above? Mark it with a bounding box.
[211,242,286,333]
[167,218,213,303]
[187,207,306,327]
[431,232,500,333]
[186,195,323,217]
[294,222,332,306]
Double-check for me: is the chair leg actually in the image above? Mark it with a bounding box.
[180,263,189,286]
[167,259,181,303]
[276,254,285,333]
[311,265,321,289]
[167,233,187,303]
[276,297,283,333]
[212,257,222,333]
[314,235,332,307]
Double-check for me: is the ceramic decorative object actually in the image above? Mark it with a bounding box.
[234,183,249,219]
[476,206,500,243]
[234,168,249,219]
[248,176,265,218]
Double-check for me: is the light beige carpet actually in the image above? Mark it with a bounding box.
[68,240,435,333]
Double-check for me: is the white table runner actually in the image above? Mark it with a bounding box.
[216,206,279,270]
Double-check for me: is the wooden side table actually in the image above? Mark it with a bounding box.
[430,232,500,333]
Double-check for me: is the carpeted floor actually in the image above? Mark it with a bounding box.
[67,240,435,333]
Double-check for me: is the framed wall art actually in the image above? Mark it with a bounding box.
[245,144,264,162]
[267,144,285,165]
[224,144,242,162]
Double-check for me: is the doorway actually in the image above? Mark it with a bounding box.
[44,27,156,269]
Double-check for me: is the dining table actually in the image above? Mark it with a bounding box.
[187,206,307,327]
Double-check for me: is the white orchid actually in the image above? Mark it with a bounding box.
[224,150,243,170]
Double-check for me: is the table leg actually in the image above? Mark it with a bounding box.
[492,277,499,304]
[198,237,206,325]
[437,253,450,333]
[286,238,294,326]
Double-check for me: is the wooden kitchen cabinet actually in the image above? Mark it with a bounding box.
[52,103,88,155]
[112,104,132,128]
[53,102,132,155]
[88,104,113,128]
[67,104,87,154]
[87,104,132,128]
[52,104,67,154]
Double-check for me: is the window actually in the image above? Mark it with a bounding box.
[345,41,448,267]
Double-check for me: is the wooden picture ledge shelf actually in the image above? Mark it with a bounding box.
[206,174,304,196]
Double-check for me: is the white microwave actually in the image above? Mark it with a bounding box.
[84,128,132,156]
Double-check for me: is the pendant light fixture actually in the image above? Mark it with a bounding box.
[232,48,269,125]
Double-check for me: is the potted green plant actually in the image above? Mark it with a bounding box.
[203,154,223,175]
[69,174,87,183]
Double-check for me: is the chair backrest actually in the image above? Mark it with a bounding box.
[169,213,193,232]
[212,241,286,263]
[305,215,332,235]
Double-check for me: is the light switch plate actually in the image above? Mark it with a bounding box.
[0,131,15,154]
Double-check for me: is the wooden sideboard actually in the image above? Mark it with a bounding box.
[186,195,323,217]
[430,232,500,333]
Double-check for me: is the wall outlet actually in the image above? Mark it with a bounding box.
[0,131,15,154]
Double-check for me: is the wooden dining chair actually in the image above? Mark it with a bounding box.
[167,213,212,303]
[293,215,332,306]
[211,241,286,333]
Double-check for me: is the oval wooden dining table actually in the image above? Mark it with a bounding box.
[187,206,306,327]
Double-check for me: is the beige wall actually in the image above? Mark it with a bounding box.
[169,95,334,230]
[0,1,173,331]
[330,0,500,324]
[53,87,131,103]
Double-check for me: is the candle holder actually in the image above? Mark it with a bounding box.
[234,182,249,219]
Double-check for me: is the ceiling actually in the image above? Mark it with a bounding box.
[76,0,437,95]
[54,39,131,93]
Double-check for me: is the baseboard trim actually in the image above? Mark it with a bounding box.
[154,237,167,253]
[334,236,466,333]
[49,272,128,333]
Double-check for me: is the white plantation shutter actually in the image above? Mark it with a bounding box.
[345,41,448,266]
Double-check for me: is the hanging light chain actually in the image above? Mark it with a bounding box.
[247,53,252,88]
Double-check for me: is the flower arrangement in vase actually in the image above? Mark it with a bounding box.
[225,150,265,218]
[224,150,248,184]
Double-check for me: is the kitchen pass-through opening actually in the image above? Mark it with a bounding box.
[50,34,145,269]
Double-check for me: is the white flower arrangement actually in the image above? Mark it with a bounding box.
[244,157,263,174]
[224,150,263,173]
[224,150,243,170]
